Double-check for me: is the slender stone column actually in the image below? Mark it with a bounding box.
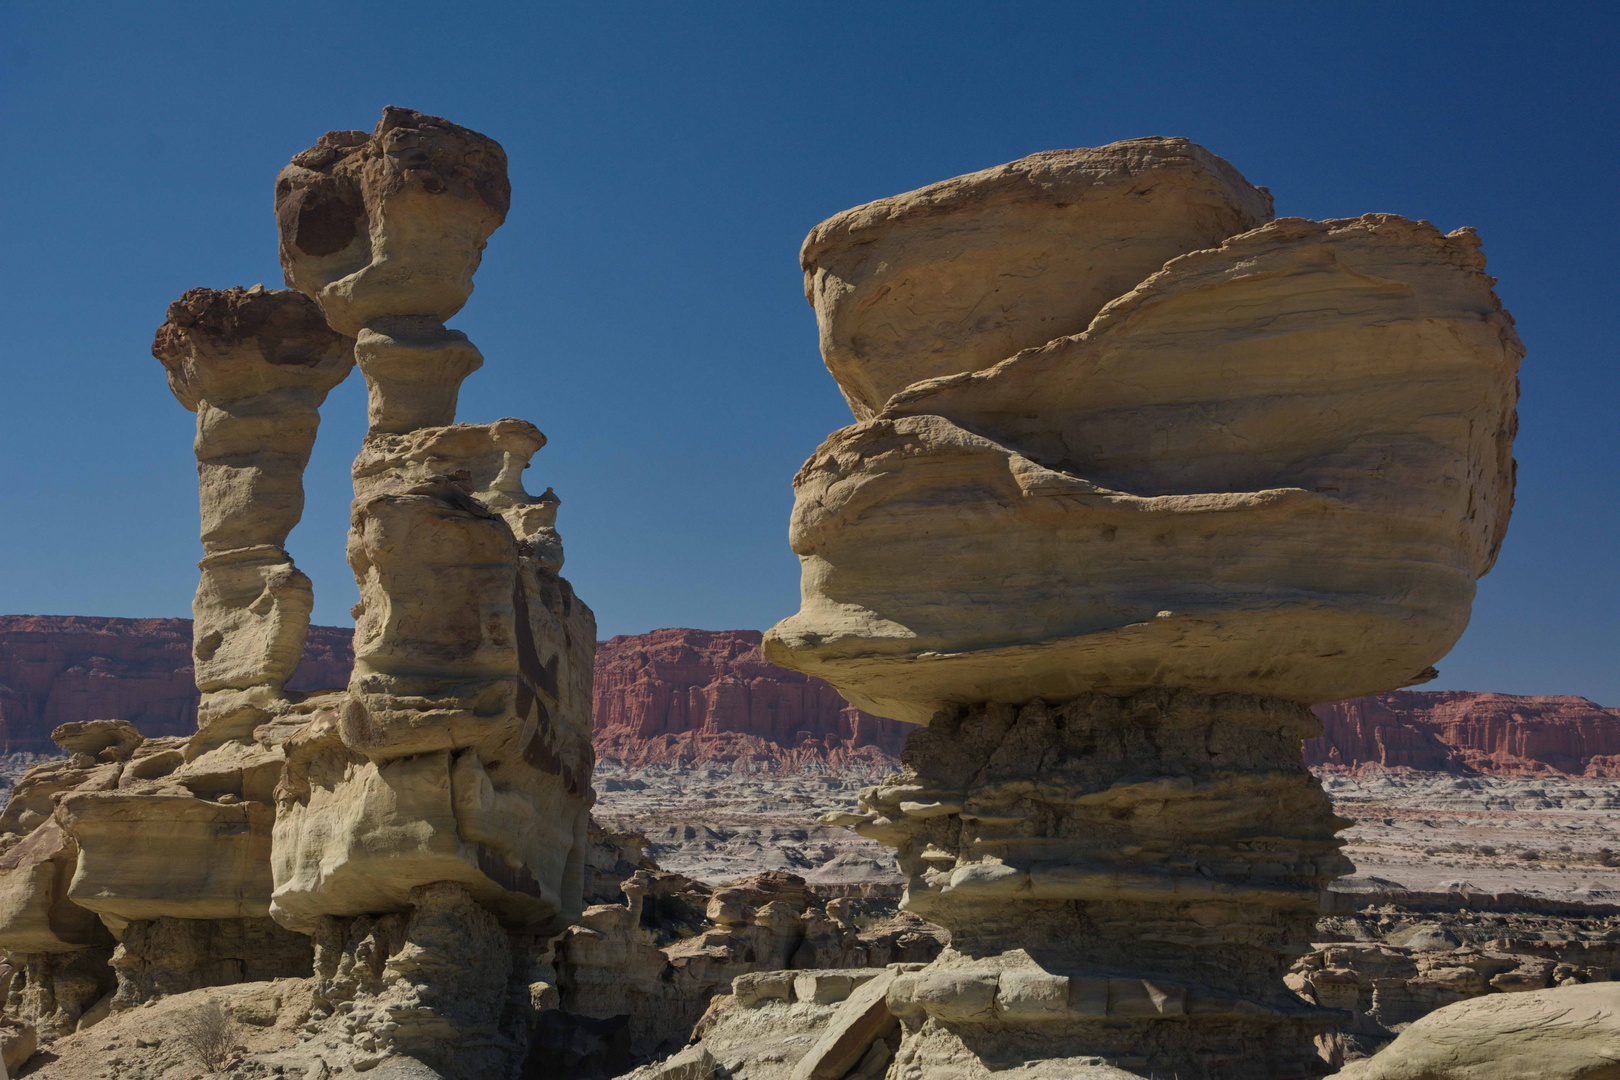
[152,285,353,746]
[271,100,593,956]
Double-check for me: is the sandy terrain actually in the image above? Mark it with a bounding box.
[596,762,1620,902]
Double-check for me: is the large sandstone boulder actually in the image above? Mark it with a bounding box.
[766,140,1521,1079]
[1333,982,1620,1079]
[803,137,1273,419]
[768,206,1522,722]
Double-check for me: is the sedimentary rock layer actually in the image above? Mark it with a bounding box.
[270,107,596,945]
[4,619,1613,777]
[593,629,909,767]
[802,136,1274,419]
[1308,692,1620,777]
[770,210,1524,722]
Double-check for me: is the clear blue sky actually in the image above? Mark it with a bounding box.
[2,2,1615,703]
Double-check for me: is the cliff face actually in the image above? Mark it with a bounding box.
[4,618,1615,776]
[1307,691,1620,777]
[592,628,911,768]
[0,616,352,754]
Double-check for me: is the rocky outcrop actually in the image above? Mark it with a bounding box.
[264,106,597,1080]
[0,616,352,756]
[1309,692,1620,777]
[558,866,945,1067]
[12,618,1618,783]
[1332,982,1620,1080]
[593,629,909,768]
[756,137,1522,1080]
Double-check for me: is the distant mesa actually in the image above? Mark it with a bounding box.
[0,616,1614,776]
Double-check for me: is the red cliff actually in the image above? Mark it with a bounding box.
[591,628,912,768]
[0,616,353,755]
[4,618,1615,777]
[1307,691,1620,777]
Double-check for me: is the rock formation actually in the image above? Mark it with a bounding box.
[269,107,594,942]
[265,106,596,1077]
[152,284,355,748]
[0,616,347,755]
[761,137,1524,1079]
[1331,982,1620,1080]
[1309,692,1620,777]
[594,629,910,768]
[0,106,604,1080]
[15,617,1615,781]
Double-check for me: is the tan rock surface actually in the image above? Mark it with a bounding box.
[1332,981,1620,1079]
[153,284,353,747]
[765,140,1522,1079]
[0,820,103,954]
[769,214,1522,722]
[275,106,509,341]
[270,108,595,944]
[802,137,1273,419]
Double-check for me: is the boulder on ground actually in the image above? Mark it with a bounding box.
[1333,982,1620,1079]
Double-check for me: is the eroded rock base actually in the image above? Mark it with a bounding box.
[111,915,313,1008]
[2,944,115,1040]
[843,691,1352,1079]
[257,881,545,1079]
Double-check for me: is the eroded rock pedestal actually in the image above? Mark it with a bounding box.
[765,138,1523,1079]
[845,694,1347,1078]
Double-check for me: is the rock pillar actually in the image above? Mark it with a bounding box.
[268,110,595,1074]
[766,139,1524,1078]
[152,285,353,746]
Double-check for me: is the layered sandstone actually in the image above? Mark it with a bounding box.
[768,209,1523,724]
[753,138,1523,1080]
[1309,692,1620,777]
[269,108,595,949]
[0,616,351,756]
[593,629,909,768]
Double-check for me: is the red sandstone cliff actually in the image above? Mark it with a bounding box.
[591,628,911,768]
[0,616,352,754]
[1307,691,1620,777]
[3,618,1615,776]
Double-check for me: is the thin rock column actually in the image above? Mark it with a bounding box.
[152,285,353,747]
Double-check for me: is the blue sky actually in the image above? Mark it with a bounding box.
[2,2,1615,702]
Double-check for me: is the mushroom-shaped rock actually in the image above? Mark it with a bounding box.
[276,106,510,337]
[767,215,1522,723]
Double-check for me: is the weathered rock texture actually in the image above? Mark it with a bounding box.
[835,693,1347,1079]
[153,284,354,747]
[264,107,596,1080]
[594,629,909,768]
[558,865,943,1066]
[1332,981,1620,1080]
[1309,692,1620,777]
[0,285,357,1006]
[763,138,1522,1079]
[270,107,594,945]
[767,148,1522,723]
[17,619,1615,782]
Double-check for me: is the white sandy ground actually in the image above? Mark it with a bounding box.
[596,762,1620,900]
